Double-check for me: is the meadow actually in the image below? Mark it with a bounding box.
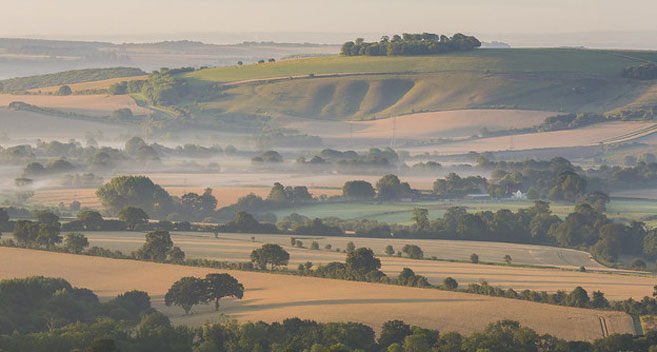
[77,231,657,300]
[0,246,636,341]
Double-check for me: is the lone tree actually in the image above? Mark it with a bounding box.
[470,253,479,264]
[384,245,395,256]
[135,230,184,263]
[205,273,244,311]
[346,241,356,254]
[443,277,458,290]
[504,254,512,265]
[64,232,89,253]
[250,243,290,270]
[342,180,375,200]
[118,206,149,230]
[411,208,429,231]
[164,277,208,315]
[57,85,72,96]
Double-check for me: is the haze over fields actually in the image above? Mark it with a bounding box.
[3,2,657,351]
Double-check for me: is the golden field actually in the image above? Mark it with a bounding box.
[0,247,634,341]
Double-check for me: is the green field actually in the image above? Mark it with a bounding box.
[271,199,576,224]
[178,49,657,121]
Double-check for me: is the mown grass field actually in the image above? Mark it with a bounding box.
[181,49,657,120]
[77,231,657,300]
[0,247,635,341]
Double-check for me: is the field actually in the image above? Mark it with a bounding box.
[26,75,148,94]
[77,231,657,300]
[186,49,657,83]
[0,247,635,341]
[0,93,149,116]
[180,49,657,120]
[30,184,343,210]
[405,121,657,154]
[279,109,552,140]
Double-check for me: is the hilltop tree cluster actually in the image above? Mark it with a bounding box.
[341,33,480,56]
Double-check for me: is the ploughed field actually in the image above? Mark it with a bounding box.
[0,247,635,341]
[79,231,656,300]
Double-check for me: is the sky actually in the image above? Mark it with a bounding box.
[3,0,657,44]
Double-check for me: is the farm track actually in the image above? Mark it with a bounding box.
[599,123,657,144]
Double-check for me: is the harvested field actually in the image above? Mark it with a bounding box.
[406,121,657,155]
[26,75,148,94]
[279,109,552,140]
[79,232,656,300]
[0,247,635,341]
[0,93,150,116]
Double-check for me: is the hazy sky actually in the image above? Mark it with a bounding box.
[4,0,657,42]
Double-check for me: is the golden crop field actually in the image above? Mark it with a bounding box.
[25,75,148,94]
[0,247,634,341]
[80,232,657,301]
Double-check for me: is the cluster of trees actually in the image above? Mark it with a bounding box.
[140,67,194,106]
[108,79,146,95]
[278,215,344,236]
[339,175,416,201]
[164,273,243,314]
[251,150,283,163]
[341,33,481,56]
[462,279,611,309]
[22,158,75,177]
[588,161,657,191]
[0,276,152,335]
[479,157,592,201]
[536,113,607,132]
[132,230,185,264]
[624,62,657,80]
[297,147,400,172]
[2,209,187,263]
[433,173,488,197]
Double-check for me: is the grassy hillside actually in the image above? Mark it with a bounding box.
[0,67,145,92]
[179,49,657,121]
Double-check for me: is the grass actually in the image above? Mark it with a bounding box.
[0,246,636,341]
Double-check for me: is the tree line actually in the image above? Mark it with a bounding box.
[341,33,481,56]
[4,276,657,351]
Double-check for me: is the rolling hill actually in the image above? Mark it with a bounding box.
[179,48,657,121]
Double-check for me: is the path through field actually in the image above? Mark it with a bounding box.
[0,247,635,341]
